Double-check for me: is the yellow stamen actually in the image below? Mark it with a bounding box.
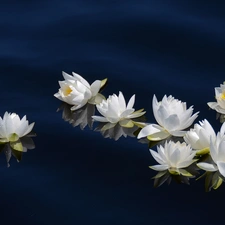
[221,92,225,100]
[63,86,72,96]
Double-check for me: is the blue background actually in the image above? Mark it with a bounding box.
[1,1,225,224]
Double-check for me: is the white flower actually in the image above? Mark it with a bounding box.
[92,91,145,130]
[149,141,196,175]
[184,119,216,154]
[54,71,107,110]
[0,112,35,142]
[138,95,199,141]
[197,122,225,177]
[208,82,225,114]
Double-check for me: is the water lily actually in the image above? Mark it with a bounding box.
[137,95,198,141]
[149,141,196,176]
[197,122,225,178]
[0,112,35,151]
[92,91,145,130]
[184,119,216,155]
[208,82,225,114]
[54,71,107,110]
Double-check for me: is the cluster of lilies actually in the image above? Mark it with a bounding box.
[2,71,224,191]
[54,72,225,191]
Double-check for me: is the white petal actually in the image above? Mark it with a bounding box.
[72,72,90,88]
[207,102,218,110]
[181,112,199,130]
[169,148,180,167]
[164,114,180,131]
[149,165,169,171]
[152,95,163,126]
[118,92,126,111]
[120,109,135,118]
[147,130,170,141]
[218,140,225,161]
[149,150,165,165]
[197,162,218,171]
[90,80,101,96]
[177,159,194,168]
[5,115,14,136]
[22,122,35,136]
[217,161,225,177]
[91,116,108,122]
[220,122,225,135]
[137,124,164,139]
[62,71,74,81]
[127,111,146,119]
[127,94,135,109]
[170,130,186,137]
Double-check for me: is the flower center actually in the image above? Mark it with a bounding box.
[221,92,225,100]
[168,167,179,175]
[63,86,72,96]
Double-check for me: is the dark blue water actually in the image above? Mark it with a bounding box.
[1,1,225,224]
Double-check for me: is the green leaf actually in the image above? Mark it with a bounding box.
[10,140,23,152]
[179,169,193,177]
[100,78,108,88]
[99,78,108,92]
[196,148,210,156]
[132,121,146,128]
[9,133,19,142]
[132,108,145,114]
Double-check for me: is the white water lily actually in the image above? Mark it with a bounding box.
[54,71,107,110]
[0,112,35,143]
[92,91,145,130]
[149,141,196,175]
[184,119,216,155]
[137,95,198,141]
[197,122,225,177]
[208,82,225,114]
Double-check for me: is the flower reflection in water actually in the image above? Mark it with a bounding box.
[197,154,224,192]
[153,163,200,188]
[1,133,36,167]
[54,77,225,192]
[95,123,139,141]
[57,102,95,130]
